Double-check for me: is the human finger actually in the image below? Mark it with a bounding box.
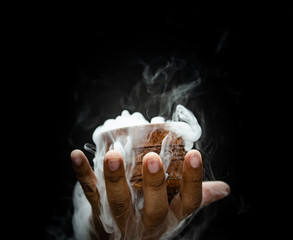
[104,150,132,236]
[71,149,110,238]
[180,149,203,218]
[71,149,100,209]
[201,181,230,207]
[142,152,169,232]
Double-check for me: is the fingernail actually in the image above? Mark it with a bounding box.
[71,151,83,167]
[107,159,121,171]
[147,158,160,173]
[189,154,201,168]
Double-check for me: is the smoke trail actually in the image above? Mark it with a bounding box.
[71,60,206,239]
[123,58,202,121]
[72,104,202,239]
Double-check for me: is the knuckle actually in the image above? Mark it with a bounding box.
[183,173,202,184]
[147,175,165,189]
[83,183,96,195]
[191,175,202,184]
[110,199,131,217]
[106,174,124,184]
[81,181,98,200]
[144,205,169,224]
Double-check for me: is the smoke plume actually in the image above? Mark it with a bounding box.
[72,59,205,239]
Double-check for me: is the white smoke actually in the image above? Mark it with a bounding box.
[123,58,201,120]
[72,182,92,240]
[72,59,204,239]
[72,104,202,239]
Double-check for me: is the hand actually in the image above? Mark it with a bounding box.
[71,149,230,239]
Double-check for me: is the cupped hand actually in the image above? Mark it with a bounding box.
[71,149,230,240]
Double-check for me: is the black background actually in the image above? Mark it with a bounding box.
[10,4,288,239]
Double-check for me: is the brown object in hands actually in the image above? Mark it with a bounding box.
[101,123,186,201]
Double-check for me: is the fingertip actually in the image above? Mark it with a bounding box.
[104,150,123,161]
[185,150,202,169]
[143,152,162,173]
[201,181,231,207]
[143,152,161,161]
[219,181,231,196]
[209,181,230,195]
[71,149,84,167]
[185,149,202,159]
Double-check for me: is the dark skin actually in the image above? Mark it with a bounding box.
[71,149,230,239]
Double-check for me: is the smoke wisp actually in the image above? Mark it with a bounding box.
[72,59,205,239]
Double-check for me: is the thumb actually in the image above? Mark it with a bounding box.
[201,181,230,207]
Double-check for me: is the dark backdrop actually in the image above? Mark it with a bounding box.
[15,5,285,239]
